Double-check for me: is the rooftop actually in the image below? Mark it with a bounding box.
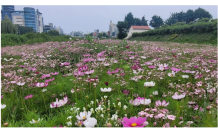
[131,26,151,30]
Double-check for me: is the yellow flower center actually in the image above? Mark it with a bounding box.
[83,116,86,119]
[78,122,82,125]
[131,123,137,127]
[35,121,38,123]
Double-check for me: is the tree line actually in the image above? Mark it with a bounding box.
[117,7,213,39]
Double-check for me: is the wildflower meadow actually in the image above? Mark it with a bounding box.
[1,39,217,127]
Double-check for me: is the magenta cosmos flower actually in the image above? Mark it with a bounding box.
[25,94,33,99]
[121,117,147,127]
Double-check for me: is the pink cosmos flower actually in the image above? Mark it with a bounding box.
[35,82,49,88]
[78,65,89,72]
[25,94,33,99]
[163,123,170,127]
[74,71,84,76]
[83,58,95,63]
[41,74,51,79]
[148,65,156,69]
[50,96,68,108]
[171,67,180,72]
[172,92,186,100]
[45,78,55,83]
[84,70,94,75]
[64,62,70,66]
[122,90,129,96]
[51,72,59,75]
[155,100,169,107]
[121,117,147,127]
[167,115,176,120]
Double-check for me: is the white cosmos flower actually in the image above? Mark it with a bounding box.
[83,117,97,127]
[1,104,6,109]
[144,81,155,87]
[100,87,112,92]
[67,116,73,120]
[16,82,25,86]
[153,91,158,95]
[182,75,189,78]
[104,63,110,66]
[168,71,176,77]
[141,56,146,59]
[66,121,72,126]
[111,114,118,120]
[41,88,47,92]
[30,118,43,124]
[140,99,151,105]
[76,111,92,120]
[71,89,75,93]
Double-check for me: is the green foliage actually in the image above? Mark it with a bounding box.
[197,18,210,23]
[194,7,212,20]
[98,33,103,38]
[168,34,178,40]
[1,33,72,47]
[47,30,60,36]
[1,18,17,34]
[17,25,33,35]
[184,9,195,23]
[134,18,142,26]
[124,12,135,28]
[132,19,217,38]
[141,16,148,26]
[149,15,164,28]
[116,21,128,39]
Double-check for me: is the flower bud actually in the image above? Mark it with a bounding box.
[106,123,112,127]
[4,123,8,127]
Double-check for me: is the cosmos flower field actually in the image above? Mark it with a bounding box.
[1,39,217,127]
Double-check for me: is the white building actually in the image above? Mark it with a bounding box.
[109,21,118,38]
[11,12,25,26]
[54,26,64,35]
[36,9,43,33]
[125,26,151,39]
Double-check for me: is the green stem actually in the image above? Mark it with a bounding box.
[41,91,47,113]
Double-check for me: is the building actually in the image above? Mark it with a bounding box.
[0,10,3,21]
[49,23,53,30]
[109,21,118,38]
[36,9,43,33]
[1,5,15,21]
[54,26,64,35]
[125,26,151,39]
[11,11,25,26]
[24,7,37,32]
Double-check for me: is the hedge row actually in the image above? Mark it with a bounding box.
[132,20,217,37]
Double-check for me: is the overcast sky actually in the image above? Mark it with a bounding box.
[14,5,217,34]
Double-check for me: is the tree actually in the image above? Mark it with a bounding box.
[171,22,186,26]
[124,12,135,29]
[47,30,59,36]
[116,21,128,39]
[17,25,33,35]
[102,32,108,38]
[141,16,148,26]
[149,15,164,28]
[184,9,195,23]
[165,12,179,26]
[90,33,93,36]
[98,33,103,38]
[1,17,17,34]
[194,7,212,20]
[134,18,142,26]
